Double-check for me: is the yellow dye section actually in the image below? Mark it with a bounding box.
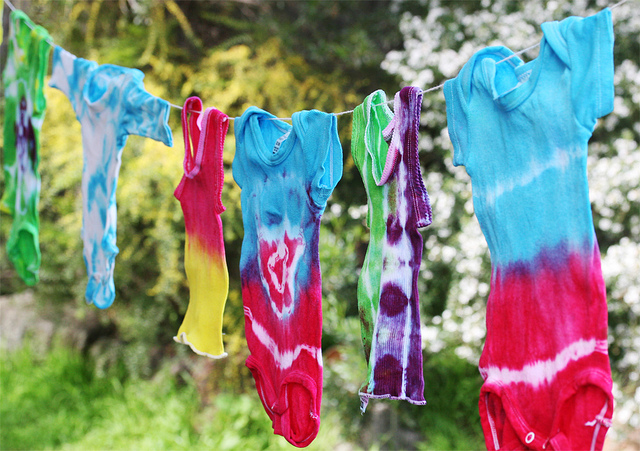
[174,233,229,358]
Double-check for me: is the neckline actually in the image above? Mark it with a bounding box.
[249,108,295,166]
[480,42,544,111]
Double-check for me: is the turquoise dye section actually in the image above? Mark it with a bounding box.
[444,9,613,268]
[49,46,173,308]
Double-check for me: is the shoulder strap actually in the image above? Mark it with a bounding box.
[383,87,433,228]
[181,96,203,178]
[199,107,230,214]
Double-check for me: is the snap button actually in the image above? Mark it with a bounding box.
[525,432,535,444]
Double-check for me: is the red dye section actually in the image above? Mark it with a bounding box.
[257,232,305,317]
[483,244,608,366]
[183,207,225,256]
[242,259,323,448]
[175,97,227,257]
[478,243,613,450]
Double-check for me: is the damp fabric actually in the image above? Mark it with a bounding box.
[1,10,52,286]
[352,88,432,413]
[444,9,614,451]
[173,96,230,359]
[49,46,174,309]
[232,107,342,448]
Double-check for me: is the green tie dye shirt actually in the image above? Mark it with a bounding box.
[1,10,52,285]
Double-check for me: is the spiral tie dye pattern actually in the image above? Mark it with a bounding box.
[233,107,342,447]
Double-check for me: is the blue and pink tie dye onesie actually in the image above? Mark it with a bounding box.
[444,9,614,451]
[232,107,342,447]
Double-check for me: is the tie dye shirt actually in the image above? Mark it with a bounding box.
[173,97,229,359]
[233,107,342,447]
[49,46,173,309]
[1,11,51,286]
[444,9,614,451]
[352,88,432,413]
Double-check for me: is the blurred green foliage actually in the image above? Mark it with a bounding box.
[0,343,349,450]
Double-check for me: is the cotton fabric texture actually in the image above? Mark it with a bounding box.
[173,96,230,359]
[352,88,432,413]
[233,107,342,447]
[1,10,52,286]
[49,46,173,309]
[444,9,614,451]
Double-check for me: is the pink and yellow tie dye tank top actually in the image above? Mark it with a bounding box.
[173,96,230,359]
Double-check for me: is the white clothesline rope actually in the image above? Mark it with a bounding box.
[3,0,631,121]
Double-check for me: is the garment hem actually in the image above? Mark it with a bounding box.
[173,332,227,359]
[359,391,426,405]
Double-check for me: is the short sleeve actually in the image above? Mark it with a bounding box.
[122,81,174,147]
[49,46,96,114]
[541,8,614,130]
[366,91,393,184]
[299,110,343,207]
[33,29,52,115]
[201,107,230,213]
[230,142,244,189]
[444,77,469,167]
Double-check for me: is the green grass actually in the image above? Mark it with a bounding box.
[0,344,350,450]
[1,341,484,450]
[0,344,122,449]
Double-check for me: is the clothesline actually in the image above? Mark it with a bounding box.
[196,0,627,120]
[3,0,55,46]
[3,0,631,121]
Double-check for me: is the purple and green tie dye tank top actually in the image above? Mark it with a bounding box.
[352,88,433,413]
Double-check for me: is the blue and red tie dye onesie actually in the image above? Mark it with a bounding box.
[233,107,342,447]
[444,9,614,451]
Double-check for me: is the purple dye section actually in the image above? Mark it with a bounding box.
[380,283,408,317]
[373,354,404,393]
[371,279,424,401]
[386,214,404,245]
[360,86,431,411]
[383,87,433,228]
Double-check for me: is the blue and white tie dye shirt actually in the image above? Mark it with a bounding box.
[50,46,173,308]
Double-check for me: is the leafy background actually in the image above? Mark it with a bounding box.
[0,0,638,449]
